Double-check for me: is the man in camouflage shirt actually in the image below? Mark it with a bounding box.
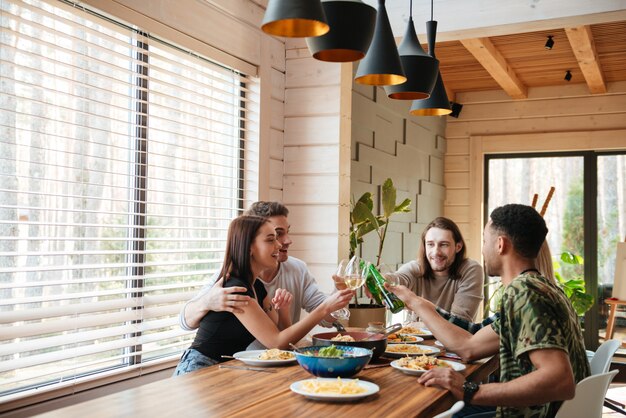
[390,204,590,417]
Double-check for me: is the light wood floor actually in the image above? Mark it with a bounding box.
[603,384,626,417]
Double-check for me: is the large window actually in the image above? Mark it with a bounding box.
[485,152,626,349]
[0,0,259,400]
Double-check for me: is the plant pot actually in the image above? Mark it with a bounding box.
[348,303,386,328]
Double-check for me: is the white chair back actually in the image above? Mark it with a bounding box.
[555,370,618,418]
[433,400,465,418]
[590,339,620,375]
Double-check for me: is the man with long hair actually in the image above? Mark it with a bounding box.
[390,205,589,417]
[391,217,483,321]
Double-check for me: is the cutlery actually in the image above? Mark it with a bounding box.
[219,364,277,373]
[221,355,236,359]
[289,343,304,353]
[360,323,403,341]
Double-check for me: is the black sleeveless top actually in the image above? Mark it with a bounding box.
[190,277,267,362]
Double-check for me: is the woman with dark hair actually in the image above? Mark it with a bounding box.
[174,215,353,375]
[388,217,483,322]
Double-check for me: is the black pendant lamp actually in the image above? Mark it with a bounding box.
[261,0,329,38]
[410,19,451,115]
[306,0,376,63]
[384,0,439,100]
[354,0,406,86]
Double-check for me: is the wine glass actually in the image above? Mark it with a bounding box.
[331,256,368,320]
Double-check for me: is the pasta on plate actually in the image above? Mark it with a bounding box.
[258,349,295,360]
[300,377,366,394]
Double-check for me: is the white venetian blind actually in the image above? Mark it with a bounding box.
[0,0,260,398]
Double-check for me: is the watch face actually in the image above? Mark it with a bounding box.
[463,381,479,404]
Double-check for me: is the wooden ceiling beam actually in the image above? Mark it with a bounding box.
[460,37,528,99]
[564,25,607,94]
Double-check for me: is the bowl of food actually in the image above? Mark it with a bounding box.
[311,324,401,361]
[294,345,373,378]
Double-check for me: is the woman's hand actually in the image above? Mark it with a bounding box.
[271,288,293,311]
[322,289,354,314]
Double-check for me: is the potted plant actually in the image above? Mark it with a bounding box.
[347,178,412,327]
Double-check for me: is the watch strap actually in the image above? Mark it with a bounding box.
[462,380,479,405]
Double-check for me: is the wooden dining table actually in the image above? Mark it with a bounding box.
[37,340,498,418]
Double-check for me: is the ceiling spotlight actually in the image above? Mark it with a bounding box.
[545,35,554,50]
[564,70,572,82]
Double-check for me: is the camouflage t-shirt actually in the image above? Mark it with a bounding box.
[491,271,590,418]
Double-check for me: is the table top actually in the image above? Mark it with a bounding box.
[36,340,498,418]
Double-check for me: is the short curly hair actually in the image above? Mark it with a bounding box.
[489,204,548,259]
[243,201,289,218]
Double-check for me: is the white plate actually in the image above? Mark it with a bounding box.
[390,359,467,376]
[290,378,379,402]
[232,350,296,367]
[434,340,444,347]
[387,335,424,344]
[384,344,441,358]
[399,327,434,339]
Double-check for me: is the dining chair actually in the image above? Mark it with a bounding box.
[588,339,626,415]
[555,369,618,418]
[433,400,465,418]
[590,339,620,375]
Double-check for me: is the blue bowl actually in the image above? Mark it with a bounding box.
[294,345,373,378]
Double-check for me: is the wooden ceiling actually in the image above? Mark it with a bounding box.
[434,21,626,100]
[354,0,626,101]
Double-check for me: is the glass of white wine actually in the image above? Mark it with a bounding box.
[331,256,369,320]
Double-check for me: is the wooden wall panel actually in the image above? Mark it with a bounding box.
[284,116,340,146]
[443,82,626,262]
[283,145,339,175]
[285,86,342,116]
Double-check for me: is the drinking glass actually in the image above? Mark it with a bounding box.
[331,256,368,320]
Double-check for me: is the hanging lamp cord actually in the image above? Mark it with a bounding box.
[410,0,413,19]
[431,0,434,20]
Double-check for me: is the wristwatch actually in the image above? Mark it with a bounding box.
[462,380,480,405]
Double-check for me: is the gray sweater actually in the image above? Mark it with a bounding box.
[391,258,484,321]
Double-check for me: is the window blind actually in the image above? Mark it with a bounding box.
[0,0,260,398]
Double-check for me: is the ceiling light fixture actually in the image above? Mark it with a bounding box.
[306,0,376,63]
[261,0,329,38]
[384,0,439,100]
[564,70,572,81]
[545,35,554,50]
[354,0,406,86]
[409,1,451,116]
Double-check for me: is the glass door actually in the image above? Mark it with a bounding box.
[485,152,626,350]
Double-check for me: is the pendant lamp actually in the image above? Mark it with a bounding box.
[306,0,376,63]
[354,0,406,86]
[261,0,329,38]
[384,0,439,100]
[409,20,451,115]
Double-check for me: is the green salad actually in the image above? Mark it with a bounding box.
[317,345,344,357]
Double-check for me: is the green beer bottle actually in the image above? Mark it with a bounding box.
[364,263,405,314]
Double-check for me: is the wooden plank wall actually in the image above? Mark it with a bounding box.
[445,81,626,260]
[351,83,447,271]
[281,39,347,291]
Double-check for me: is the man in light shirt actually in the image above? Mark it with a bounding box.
[179,201,333,344]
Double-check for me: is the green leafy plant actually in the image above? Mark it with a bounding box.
[349,178,412,266]
[554,251,594,316]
